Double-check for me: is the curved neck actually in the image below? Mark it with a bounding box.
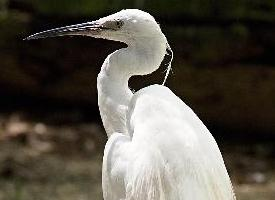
[97,35,167,137]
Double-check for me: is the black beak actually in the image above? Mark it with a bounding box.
[24,21,103,40]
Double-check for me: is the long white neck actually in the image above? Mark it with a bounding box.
[97,34,167,137]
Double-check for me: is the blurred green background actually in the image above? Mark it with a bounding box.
[0,0,275,199]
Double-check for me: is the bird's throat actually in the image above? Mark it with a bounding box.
[97,36,167,137]
[97,53,133,137]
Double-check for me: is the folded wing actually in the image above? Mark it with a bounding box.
[102,84,235,200]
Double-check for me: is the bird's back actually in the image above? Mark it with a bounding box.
[103,84,236,200]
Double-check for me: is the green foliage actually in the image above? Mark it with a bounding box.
[0,0,8,17]
[13,180,23,200]
[0,0,7,9]
[27,0,108,16]
[25,0,140,16]
[23,0,275,19]
[0,12,28,42]
[166,25,250,65]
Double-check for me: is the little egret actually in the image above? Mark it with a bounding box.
[25,9,236,200]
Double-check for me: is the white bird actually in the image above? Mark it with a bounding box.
[25,9,236,200]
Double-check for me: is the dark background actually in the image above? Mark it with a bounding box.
[0,0,274,199]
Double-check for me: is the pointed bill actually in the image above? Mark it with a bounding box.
[24,21,105,40]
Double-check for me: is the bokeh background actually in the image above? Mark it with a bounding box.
[0,0,275,199]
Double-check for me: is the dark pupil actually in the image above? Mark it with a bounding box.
[116,21,121,26]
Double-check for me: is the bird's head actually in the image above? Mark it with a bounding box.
[25,9,173,84]
[25,9,163,44]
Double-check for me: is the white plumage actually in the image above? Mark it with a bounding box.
[26,9,236,200]
[102,85,235,200]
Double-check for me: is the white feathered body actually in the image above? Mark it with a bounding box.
[101,85,235,200]
[94,9,235,200]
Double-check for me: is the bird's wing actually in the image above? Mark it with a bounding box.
[102,84,236,200]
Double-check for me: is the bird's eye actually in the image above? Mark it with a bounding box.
[115,20,124,28]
